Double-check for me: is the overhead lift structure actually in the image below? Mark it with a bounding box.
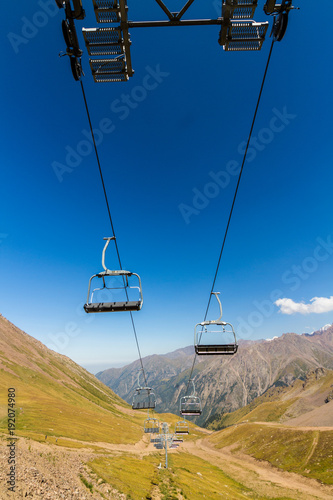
[82,0,269,82]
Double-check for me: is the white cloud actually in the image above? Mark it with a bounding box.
[275,296,333,315]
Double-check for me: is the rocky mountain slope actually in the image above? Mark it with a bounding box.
[96,325,333,425]
[206,366,333,430]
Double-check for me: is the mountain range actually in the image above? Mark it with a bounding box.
[0,314,332,498]
[96,325,333,425]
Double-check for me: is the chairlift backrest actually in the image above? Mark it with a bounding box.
[195,292,238,355]
[180,395,202,416]
[84,237,143,313]
[132,386,156,410]
[144,418,160,434]
[175,420,189,435]
[179,379,202,416]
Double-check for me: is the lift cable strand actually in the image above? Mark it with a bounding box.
[185,39,275,395]
[80,80,147,386]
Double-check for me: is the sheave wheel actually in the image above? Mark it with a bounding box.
[62,19,74,48]
[70,56,82,81]
[274,12,288,41]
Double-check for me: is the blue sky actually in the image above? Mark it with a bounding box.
[1,1,332,373]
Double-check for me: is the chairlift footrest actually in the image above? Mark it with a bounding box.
[82,28,124,55]
[220,21,268,51]
[90,58,126,75]
[92,0,121,23]
[223,1,258,20]
[92,71,129,83]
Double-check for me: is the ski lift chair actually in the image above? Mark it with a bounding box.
[173,435,184,443]
[144,418,160,434]
[180,395,202,416]
[180,379,202,416]
[175,420,189,435]
[132,387,156,410]
[195,292,238,355]
[84,237,143,313]
[151,435,161,443]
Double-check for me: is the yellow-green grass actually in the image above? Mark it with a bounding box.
[209,423,333,485]
[207,386,297,431]
[1,432,108,452]
[88,453,159,499]
[0,367,142,444]
[168,453,253,499]
[88,451,291,499]
[237,400,296,424]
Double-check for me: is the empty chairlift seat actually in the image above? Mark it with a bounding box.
[175,420,189,435]
[180,395,202,416]
[173,436,183,443]
[180,379,202,417]
[195,292,238,355]
[219,0,269,53]
[82,26,133,82]
[132,387,156,410]
[84,237,143,313]
[144,418,160,434]
[222,0,259,20]
[151,434,161,443]
[92,0,121,24]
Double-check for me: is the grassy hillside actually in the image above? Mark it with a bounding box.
[0,315,145,444]
[209,423,333,485]
[88,452,255,499]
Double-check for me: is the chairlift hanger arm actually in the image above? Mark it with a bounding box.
[118,0,134,76]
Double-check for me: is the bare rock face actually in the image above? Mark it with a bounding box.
[97,325,333,425]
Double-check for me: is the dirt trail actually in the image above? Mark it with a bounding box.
[304,431,319,466]
[251,421,333,432]
[1,427,332,499]
[181,437,333,500]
